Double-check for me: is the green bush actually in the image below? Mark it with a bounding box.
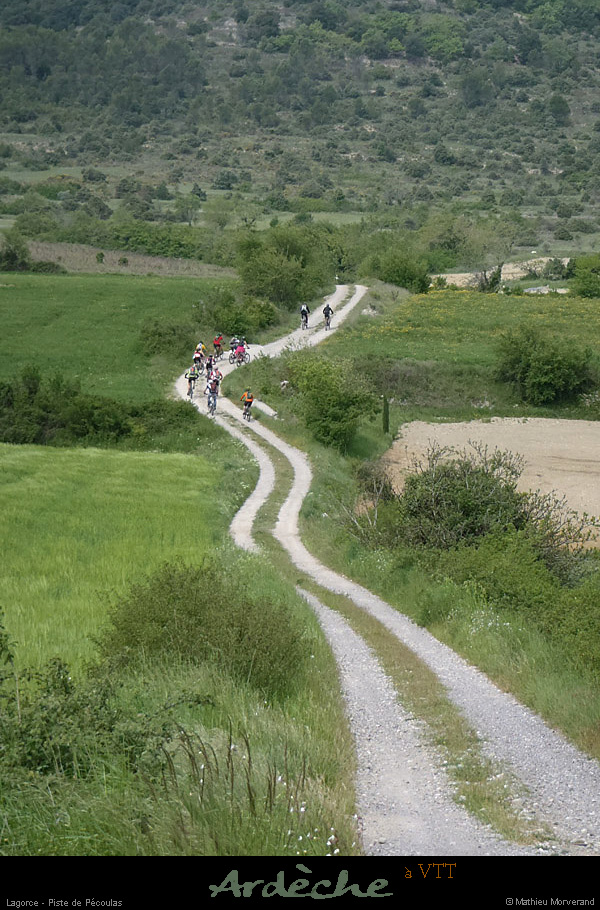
[139,318,197,358]
[496,325,594,405]
[352,443,595,581]
[363,250,430,293]
[573,254,600,298]
[198,287,279,339]
[392,443,526,549]
[286,352,374,451]
[99,559,310,700]
[0,369,207,450]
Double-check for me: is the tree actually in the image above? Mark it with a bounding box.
[547,93,570,126]
[174,192,202,226]
[0,228,31,271]
[573,254,600,298]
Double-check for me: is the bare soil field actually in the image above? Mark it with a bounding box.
[432,257,570,288]
[28,240,237,279]
[383,417,600,522]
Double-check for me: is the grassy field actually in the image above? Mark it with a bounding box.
[326,285,600,367]
[0,441,255,670]
[0,272,232,400]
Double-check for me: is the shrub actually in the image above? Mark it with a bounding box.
[0,228,31,271]
[351,443,596,581]
[496,325,594,405]
[391,443,527,550]
[139,318,197,358]
[363,249,430,293]
[99,558,310,700]
[286,353,374,451]
[573,254,600,298]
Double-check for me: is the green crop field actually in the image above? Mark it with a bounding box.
[0,441,254,670]
[0,272,234,401]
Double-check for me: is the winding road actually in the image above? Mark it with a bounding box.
[175,286,600,857]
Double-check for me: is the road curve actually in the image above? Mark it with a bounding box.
[175,285,600,857]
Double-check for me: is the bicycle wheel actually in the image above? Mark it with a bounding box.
[229,352,235,364]
[244,352,250,364]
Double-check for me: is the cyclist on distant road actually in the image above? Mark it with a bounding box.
[300,303,310,328]
[213,333,224,356]
[323,302,334,328]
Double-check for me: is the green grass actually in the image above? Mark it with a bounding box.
[0,441,256,671]
[331,286,600,368]
[0,272,235,401]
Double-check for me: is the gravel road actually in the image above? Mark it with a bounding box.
[176,286,600,857]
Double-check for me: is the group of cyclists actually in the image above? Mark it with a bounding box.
[184,332,254,419]
[300,301,334,330]
[184,301,334,419]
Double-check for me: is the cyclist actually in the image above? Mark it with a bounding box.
[210,365,223,385]
[206,374,219,415]
[205,353,214,377]
[193,347,204,370]
[213,333,224,357]
[195,341,206,355]
[323,302,334,328]
[300,303,310,329]
[185,363,199,398]
[230,335,240,351]
[234,340,246,365]
[241,388,254,419]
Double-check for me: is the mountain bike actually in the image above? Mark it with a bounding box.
[243,401,252,421]
[207,391,217,416]
[301,312,308,330]
[324,313,332,330]
[187,379,196,400]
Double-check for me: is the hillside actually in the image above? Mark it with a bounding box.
[1,0,600,268]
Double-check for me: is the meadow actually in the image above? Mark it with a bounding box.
[0,272,232,401]
[0,270,358,857]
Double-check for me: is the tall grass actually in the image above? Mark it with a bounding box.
[0,272,234,401]
[0,441,255,670]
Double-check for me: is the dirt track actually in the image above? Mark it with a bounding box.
[175,289,600,856]
[383,417,600,522]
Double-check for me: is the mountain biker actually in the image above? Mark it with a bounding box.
[207,374,219,414]
[213,333,223,356]
[300,303,310,328]
[205,353,214,376]
[196,341,206,355]
[323,303,333,326]
[234,340,246,364]
[185,364,199,396]
[193,348,203,369]
[241,388,254,417]
[230,336,240,351]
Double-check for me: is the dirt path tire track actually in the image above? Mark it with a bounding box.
[175,285,600,857]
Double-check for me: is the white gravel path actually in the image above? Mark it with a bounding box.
[175,285,600,857]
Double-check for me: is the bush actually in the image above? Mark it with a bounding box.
[99,558,310,700]
[0,228,31,271]
[286,353,374,451]
[573,254,600,298]
[0,369,208,450]
[351,443,596,581]
[364,250,430,293]
[496,325,594,405]
[391,443,527,550]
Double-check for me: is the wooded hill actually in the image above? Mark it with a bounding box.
[1,0,600,265]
